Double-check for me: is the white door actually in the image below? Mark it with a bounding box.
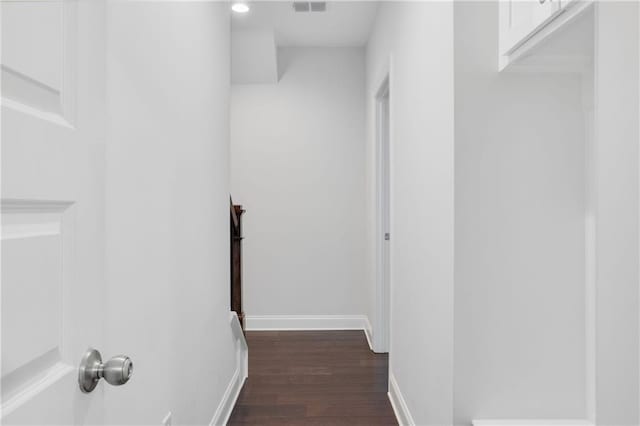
[1,0,107,423]
[375,78,390,354]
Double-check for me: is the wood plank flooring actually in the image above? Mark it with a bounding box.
[228,331,397,425]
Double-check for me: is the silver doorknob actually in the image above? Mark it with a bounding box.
[78,348,133,393]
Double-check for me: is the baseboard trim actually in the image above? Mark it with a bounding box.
[363,317,374,351]
[388,373,415,426]
[473,421,593,426]
[210,367,244,426]
[210,312,248,426]
[244,315,371,332]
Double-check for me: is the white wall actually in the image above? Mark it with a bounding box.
[453,2,588,422]
[230,48,368,319]
[105,3,237,424]
[231,30,278,84]
[594,2,639,424]
[365,3,455,424]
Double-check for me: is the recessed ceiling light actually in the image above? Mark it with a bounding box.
[232,2,250,13]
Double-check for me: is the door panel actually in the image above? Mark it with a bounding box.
[1,0,76,122]
[2,206,65,378]
[1,0,106,424]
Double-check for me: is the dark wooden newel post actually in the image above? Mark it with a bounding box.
[230,197,245,330]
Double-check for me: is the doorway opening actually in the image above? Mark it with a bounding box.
[374,75,391,354]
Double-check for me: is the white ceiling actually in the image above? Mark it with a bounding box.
[231,1,379,47]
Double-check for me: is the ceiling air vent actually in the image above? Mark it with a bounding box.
[310,2,327,12]
[293,1,327,12]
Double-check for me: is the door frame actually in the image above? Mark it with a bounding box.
[374,72,391,354]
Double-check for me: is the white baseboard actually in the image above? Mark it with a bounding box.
[210,367,244,426]
[244,315,371,332]
[388,373,415,426]
[473,421,593,426]
[210,312,248,426]
[363,317,374,351]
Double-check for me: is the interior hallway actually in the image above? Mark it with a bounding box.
[228,331,397,425]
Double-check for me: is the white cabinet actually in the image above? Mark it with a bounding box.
[500,0,562,56]
[499,0,593,70]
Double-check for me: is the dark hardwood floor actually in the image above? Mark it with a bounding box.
[228,331,397,425]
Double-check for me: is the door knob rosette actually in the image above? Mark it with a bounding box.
[78,348,133,393]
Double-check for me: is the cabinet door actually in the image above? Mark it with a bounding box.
[500,0,562,56]
[531,0,562,28]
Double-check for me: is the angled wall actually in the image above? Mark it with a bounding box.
[105,3,237,424]
[365,2,455,424]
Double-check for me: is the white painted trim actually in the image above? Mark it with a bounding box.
[244,315,371,332]
[363,316,374,351]
[582,70,597,424]
[499,0,594,71]
[210,312,248,426]
[388,373,414,426]
[230,312,249,386]
[373,59,392,354]
[472,421,593,426]
[1,363,74,417]
[210,367,244,426]
[2,222,61,240]
[0,97,74,130]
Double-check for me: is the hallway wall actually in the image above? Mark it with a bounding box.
[105,3,237,424]
[365,2,455,424]
[230,48,368,321]
[454,2,587,422]
[593,3,640,423]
